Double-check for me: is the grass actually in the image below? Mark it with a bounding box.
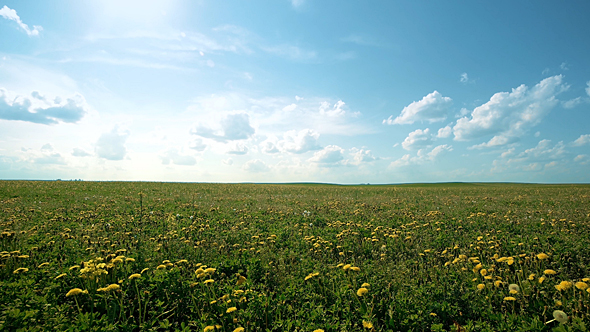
[0,180,589,331]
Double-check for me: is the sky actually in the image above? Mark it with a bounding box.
[1,1,589,183]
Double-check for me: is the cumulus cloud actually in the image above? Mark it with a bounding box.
[350,148,377,165]
[402,128,433,150]
[319,100,347,117]
[160,149,196,166]
[191,113,255,142]
[519,139,566,161]
[454,75,568,147]
[260,137,280,154]
[243,159,269,173]
[33,144,66,164]
[390,144,452,168]
[226,142,249,155]
[0,89,87,125]
[308,145,345,166]
[278,129,321,154]
[383,91,452,125]
[437,125,452,138]
[95,127,129,161]
[0,5,43,36]
[72,148,91,157]
[571,134,590,147]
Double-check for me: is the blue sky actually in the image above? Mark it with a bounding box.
[1,1,589,183]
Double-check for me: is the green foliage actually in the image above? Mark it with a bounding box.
[0,181,589,331]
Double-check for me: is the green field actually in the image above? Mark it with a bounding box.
[1,181,589,331]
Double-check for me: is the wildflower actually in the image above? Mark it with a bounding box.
[128,273,141,280]
[13,267,28,274]
[237,275,246,285]
[66,288,84,297]
[125,257,135,262]
[112,258,123,264]
[38,262,50,268]
[494,280,503,287]
[503,296,516,301]
[350,266,361,272]
[555,300,562,306]
[105,284,120,292]
[544,269,557,275]
[156,264,166,270]
[528,273,536,281]
[204,279,214,284]
[539,276,546,284]
[362,321,373,329]
[69,265,80,271]
[226,307,237,313]
[204,268,216,274]
[547,310,568,324]
[477,284,485,290]
[555,281,572,291]
[342,264,351,270]
[313,330,325,332]
[508,284,520,294]
[575,281,588,290]
[357,287,369,296]
[55,273,67,279]
[480,269,487,276]
[233,328,244,332]
[141,268,149,274]
[361,282,370,288]
[204,327,215,332]
[537,253,549,260]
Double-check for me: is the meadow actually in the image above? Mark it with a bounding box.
[0,181,589,331]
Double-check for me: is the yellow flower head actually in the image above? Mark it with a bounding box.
[141,268,149,274]
[106,284,120,292]
[233,328,244,332]
[575,282,588,290]
[361,282,370,288]
[204,326,215,332]
[503,296,516,301]
[477,284,485,290]
[528,273,536,281]
[342,264,351,270]
[13,267,29,274]
[226,307,237,313]
[536,253,549,260]
[544,269,557,275]
[539,276,546,284]
[555,280,572,291]
[350,266,361,272]
[205,268,216,275]
[204,279,214,284]
[480,269,487,276]
[55,273,67,280]
[313,330,325,332]
[362,321,373,329]
[128,273,141,280]
[156,264,166,270]
[494,280,503,288]
[357,287,369,296]
[38,262,50,268]
[69,265,80,271]
[66,288,84,297]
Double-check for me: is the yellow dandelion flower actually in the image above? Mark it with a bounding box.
[205,267,216,274]
[125,257,135,262]
[204,326,215,332]
[477,284,485,290]
[362,320,373,329]
[536,253,549,260]
[141,268,149,274]
[156,264,166,270]
[237,275,246,285]
[55,273,67,279]
[66,288,84,297]
[128,273,141,280]
[350,266,361,272]
[528,273,536,281]
[313,330,325,332]
[555,300,562,306]
[343,264,351,270]
[503,296,516,301]
[539,276,546,284]
[357,287,369,296]
[361,282,370,288]
[106,284,120,292]
[480,269,487,276]
[555,280,572,291]
[575,282,588,290]
[233,327,244,332]
[226,307,237,313]
[336,263,344,268]
[544,269,557,275]
[69,265,80,271]
[507,258,514,265]
[38,262,50,268]
[204,279,214,284]
[13,267,29,274]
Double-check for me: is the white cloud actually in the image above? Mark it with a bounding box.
[189,138,207,152]
[282,103,297,112]
[0,89,87,125]
[560,62,569,71]
[72,148,91,157]
[319,100,347,117]
[453,75,568,147]
[260,136,280,154]
[383,91,452,125]
[95,127,129,161]
[243,159,269,173]
[0,6,42,36]
[586,81,590,97]
[226,142,249,155]
[437,125,452,138]
[402,128,433,150]
[278,129,321,154]
[308,145,345,165]
[519,139,566,161]
[574,154,589,165]
[571,134,590,147]
[350,148,377,165]
[390,144,452,168]
[222,158,233,166]
[160,148,196,166]
[191,113,255,142]
[562,97,583,109]
[460,73,469,83]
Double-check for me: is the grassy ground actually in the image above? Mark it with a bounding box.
[1,181,589,331]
